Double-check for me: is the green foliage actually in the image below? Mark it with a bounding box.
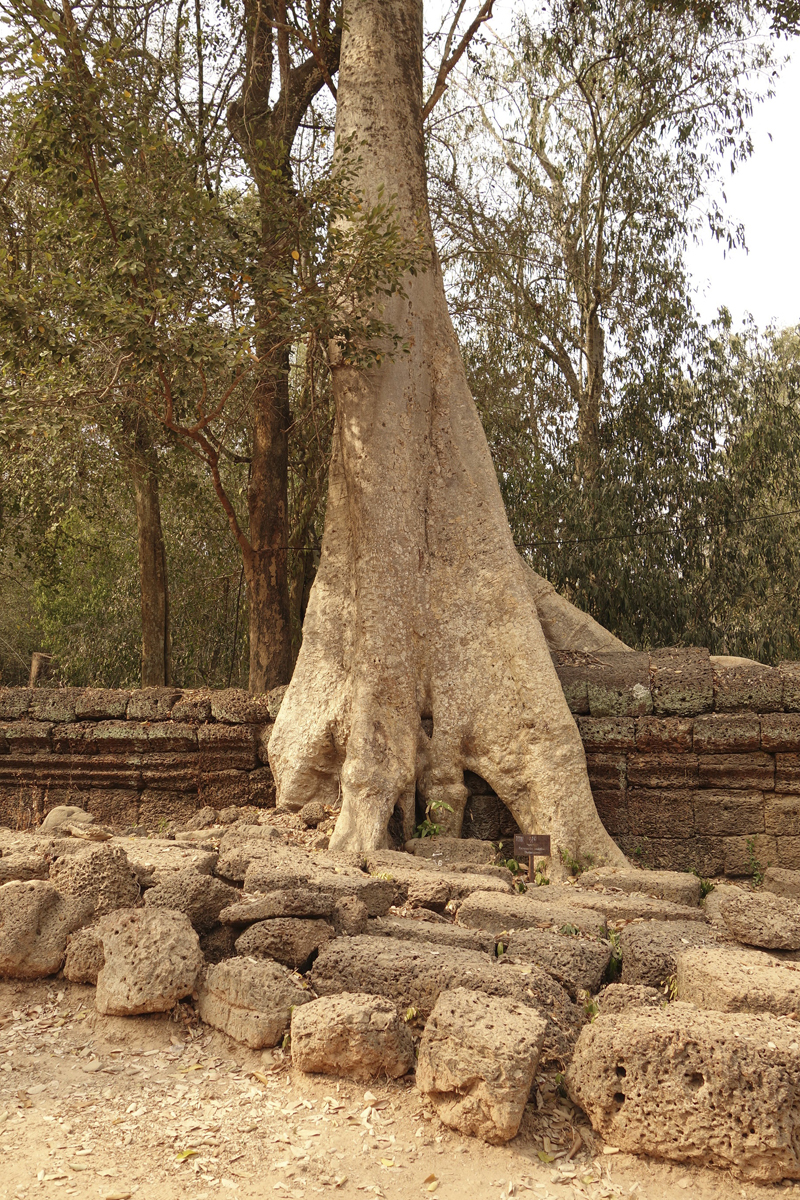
[604,931,623,983]
[558,848,594,877]
[413,799,454,839]
[746,837,767,887]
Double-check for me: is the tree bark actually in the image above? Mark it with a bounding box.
[268,0,625,870]
[129,419,171,687]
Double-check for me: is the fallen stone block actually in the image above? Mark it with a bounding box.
[416,987,547,1144]
[199,924,238,964]
[567,1004,800,1181]
[95,908,202,1015]
[405,836,496,865]
[503,929,611,998]
[718,889,800,950]
[456,890,607,938]
[621,920,719,988]
[0,853,50,883]
[119,838,217,885]
[143,871,240,934]
[564,886,706,924]
[197,957,312,1048]
[765,866,800,899]
[234,917,336,968]
[596,983,663,1014]
[308,934,581,1065]
[578,865,701,907]
[218,889,335,924]
[243,862,394,917]
[0,881,91,979]
[369,916,495,954]
[50,843,140,917]
[676,944,800,1014]
[63,926,105,984]
[291,993,414,1080]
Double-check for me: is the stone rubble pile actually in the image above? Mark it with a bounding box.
[4,807,800,1182]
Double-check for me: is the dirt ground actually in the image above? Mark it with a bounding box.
[1,981,797,1200]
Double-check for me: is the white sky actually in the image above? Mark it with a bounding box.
[684,38,800,332]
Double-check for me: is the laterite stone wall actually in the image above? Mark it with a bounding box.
[2,645,800,876]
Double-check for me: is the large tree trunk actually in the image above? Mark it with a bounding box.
[268,0,625,870]
[129,420,171,687]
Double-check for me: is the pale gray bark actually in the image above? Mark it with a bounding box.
[268,0,626,871]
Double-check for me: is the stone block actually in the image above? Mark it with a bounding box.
[0,688,32,720]
[28,689,82,724]
[593,789,628,836]
[567,1004,800,1182]
[564,887,705,924]
[82,788,140,830]
[621,919,717,987]
[693,714,761,753]
[579,864,702,906]
[635,717,694,752]
[0,881,92,978]
[650,647,713,716]
[140,754,199,791]
[761,713,800,753]
[406,836,496,865]
[370,916,496,954]
[777,754,800,793]
[627,753,698,789]
[765,794,800,836]
[552,653,589,715]
[3,722,53,752]
[234,917,336,967]
[587,652,652,718]
[198,770,250,808]
[627,789,693,838]
[63,925,105,984]
[144,870,240,934]
[723,834,776,876]
[126,688,182,720]
[50,723,94,754]
[586,753,626,793]
[780,662,800,713]
[96,908,202,1015]
[49,842,141,917]
[89,721,149,753]
[676,944,800,1015]
[120,837,217,884]
[713,660,783,713]
[0,853,50,883]
[615,836,724,878]
[576,717,636,752]
[145,722,197,752]
[417,988,547,1144]
[699,752,775,791]
[456,888,607,937]
[197,957,312,1048]
[764,866,800,898]
[773,839,800,871]
[291,993,414,1081]
[694,789,765,836]
[74,689,131,720]
[248,766,276,808]
[595,983,664,1014]
[504,929,612,997]
[210,688,272,724]
[718,889,800,949]
[197,723,260,771]
[462,792,503,841]
[171,690,213,722]
[138,790,199,831]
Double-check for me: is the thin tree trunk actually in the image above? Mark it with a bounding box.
[129,421,171,687]
[268,0,625,871]
[245,359,292,692]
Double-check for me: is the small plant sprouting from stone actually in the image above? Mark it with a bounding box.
[404,1006,419,1023]
[690,868,715,898]
[663,973,679,1001]
[560,924,580,937]
[413,798,454,838]
[496,941,505,955]
[581,990,599,1022]
[370,870,394,882]
[558,847,594,877]
[746,837,766,887]
[604,930,622,983]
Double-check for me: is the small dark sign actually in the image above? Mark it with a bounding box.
[514,834,552,858]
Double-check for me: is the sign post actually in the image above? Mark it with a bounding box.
[513,834,552,881]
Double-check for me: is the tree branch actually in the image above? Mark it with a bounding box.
[422,0,494,121]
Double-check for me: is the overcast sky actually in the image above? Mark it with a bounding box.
[685,38,800,332]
